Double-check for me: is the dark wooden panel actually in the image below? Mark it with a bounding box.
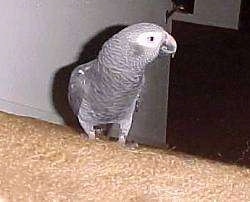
[239,0,250,32]
[167,21,250,166]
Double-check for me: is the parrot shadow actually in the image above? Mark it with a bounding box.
[52,24,128,129]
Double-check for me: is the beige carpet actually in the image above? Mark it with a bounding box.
[0,111,249,201]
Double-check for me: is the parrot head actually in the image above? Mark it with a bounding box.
[99,23,177,69]
[125,23,177,58]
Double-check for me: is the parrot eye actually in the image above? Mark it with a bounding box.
[148,36,154,42]
[136,32,162,48]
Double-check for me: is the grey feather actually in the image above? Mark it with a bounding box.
[68,23,177,145]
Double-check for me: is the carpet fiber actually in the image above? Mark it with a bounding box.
[0,111,249,201]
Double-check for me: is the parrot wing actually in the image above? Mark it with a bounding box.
[68,61,94,115]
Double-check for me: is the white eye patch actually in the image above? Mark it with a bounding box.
[136,32,163,48]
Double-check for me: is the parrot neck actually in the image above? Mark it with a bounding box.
[97,56,145,81]
[98,50,147,75]
[97,37,150,74]
[97,38,150,87]
[95,59,144,92]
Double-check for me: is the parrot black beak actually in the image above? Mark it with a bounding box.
[159,33,177,58]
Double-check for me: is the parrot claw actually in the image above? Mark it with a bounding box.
[125,142,139,149]
[117,136,138,149]
[95,128,104,137]
[88,131,96,140]
[118,135,126,146]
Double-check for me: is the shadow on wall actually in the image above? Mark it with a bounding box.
[52,25,128,128]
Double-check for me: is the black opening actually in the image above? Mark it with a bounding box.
[173,0,195,14]
[239,0,250,32]
[167,21,250,167]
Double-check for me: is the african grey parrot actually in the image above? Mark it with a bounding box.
[68,23,177,146]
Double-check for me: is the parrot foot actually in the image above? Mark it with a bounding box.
[125,142,139,149]
[117,136,139,149]
[79,131,97,141]
[88,131,96,140]
[118,135,126,146]
[95,128,104,137]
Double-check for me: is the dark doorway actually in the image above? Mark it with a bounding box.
[167,21,250,167]
[239,0,250,32]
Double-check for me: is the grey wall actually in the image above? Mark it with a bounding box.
[0,0,172,124]
[173,0,241,29]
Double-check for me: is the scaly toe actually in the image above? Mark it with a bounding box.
[88,131,96,140]
[117,136,126,147]
[126,142,139,149]
[95,128,103,136]
[117,137,139,149]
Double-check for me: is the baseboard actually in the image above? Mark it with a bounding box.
[0,98,63,124]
